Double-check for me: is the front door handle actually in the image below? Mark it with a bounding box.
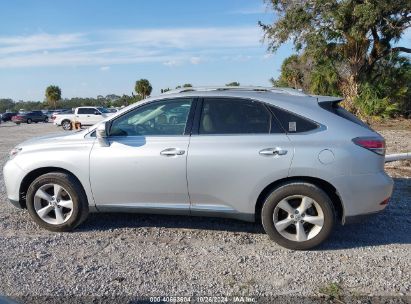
[160,148,185,156]
[259,148,288,156]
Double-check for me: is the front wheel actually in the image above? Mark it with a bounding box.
[26,172,89,232]
[261,182,335,250]
[27,118,32,124]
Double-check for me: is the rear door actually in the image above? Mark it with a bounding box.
[187,97,294,217]
[32,111,43,122]
[76,107,96,125]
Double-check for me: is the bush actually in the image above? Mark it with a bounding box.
[354,83,398,119]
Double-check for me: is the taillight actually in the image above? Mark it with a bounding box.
[352,137,386,155]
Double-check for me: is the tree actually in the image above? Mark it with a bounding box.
[260,0,411,111]
[183,83,192,88]
[161,88,171,93]
[135,79,152,99]
[45,85,62,109]
[226,82,240,86]
[0,99,14,113]
[272,53,340,96]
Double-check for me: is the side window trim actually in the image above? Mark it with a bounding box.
[107,97,197,137]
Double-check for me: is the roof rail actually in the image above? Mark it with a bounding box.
[161,86,308,96]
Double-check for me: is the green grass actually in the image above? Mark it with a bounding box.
[319,282,343,301]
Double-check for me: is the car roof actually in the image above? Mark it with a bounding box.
[149,86,341,112]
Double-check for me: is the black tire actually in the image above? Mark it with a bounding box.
[26,172,89,232]
[261,182,335,250]
[44,117,49,123]
[62,120,72,130]
[27,118,32,124]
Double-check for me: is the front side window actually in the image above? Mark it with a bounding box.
[109,99,192,137]
[199,98,278,134]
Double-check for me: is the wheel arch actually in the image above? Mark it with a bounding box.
[19,167,86,209]
[255,176,344,224]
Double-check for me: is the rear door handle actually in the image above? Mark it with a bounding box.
[160,148,185,156]
[259,148,288,156]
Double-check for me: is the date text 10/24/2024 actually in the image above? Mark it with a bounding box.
[150,296,256,303]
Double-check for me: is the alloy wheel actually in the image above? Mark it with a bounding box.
[273,195,324,242]
[33,183,74,225]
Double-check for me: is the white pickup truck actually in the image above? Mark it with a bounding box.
[53,107,113,130]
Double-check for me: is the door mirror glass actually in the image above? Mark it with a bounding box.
[96,122,109,146]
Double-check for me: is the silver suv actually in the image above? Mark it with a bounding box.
[3,87,393,249]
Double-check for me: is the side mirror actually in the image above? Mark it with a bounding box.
[94,111,101,115]
[96,122,110,147]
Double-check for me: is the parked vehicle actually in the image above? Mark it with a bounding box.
[53,107,112,130]
[3,87,393,249]
[106,108,118,113]
[50,109,73,121]
[1,112,17,122]
[11,111,49,124]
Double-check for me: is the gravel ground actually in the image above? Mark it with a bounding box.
[0,122,410,303]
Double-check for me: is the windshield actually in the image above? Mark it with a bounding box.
[97,107,110,113]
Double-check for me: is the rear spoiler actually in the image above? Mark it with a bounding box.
[314,96,344,111]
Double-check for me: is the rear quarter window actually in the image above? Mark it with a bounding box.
[268,105,318,133]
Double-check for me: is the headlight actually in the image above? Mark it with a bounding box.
[9,147,22,159]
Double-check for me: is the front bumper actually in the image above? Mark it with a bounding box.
[332,171,394,224]
[3,159,27,209]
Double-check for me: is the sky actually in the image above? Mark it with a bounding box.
[0,0,296,101]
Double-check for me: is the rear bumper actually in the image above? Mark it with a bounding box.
[331,171,394,224]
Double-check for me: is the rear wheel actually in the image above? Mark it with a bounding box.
[261,182,335,250]
[26,172,89,232]
[27,118,32,124]
[62,120,72,130]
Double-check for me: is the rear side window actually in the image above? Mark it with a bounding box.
[199,98,282,135]
[78,108,95,114]
[269,105,318,133]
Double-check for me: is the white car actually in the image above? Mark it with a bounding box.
[53,107,112,130]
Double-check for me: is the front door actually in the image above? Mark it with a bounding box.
[76,107,98,125]
[90,98,195,214]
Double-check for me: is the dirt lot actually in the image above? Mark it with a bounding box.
[0,122,410,303]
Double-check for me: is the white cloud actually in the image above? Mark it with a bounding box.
[230,5,267,15]
[262,53,273,60]
[163,59,182,67]
[0,27,262,68]
[100,66,110,71]
[189,56,202,64]
[0,33,85,55]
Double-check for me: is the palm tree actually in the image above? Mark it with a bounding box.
[45,85,62,109]
[135,79,152,99]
